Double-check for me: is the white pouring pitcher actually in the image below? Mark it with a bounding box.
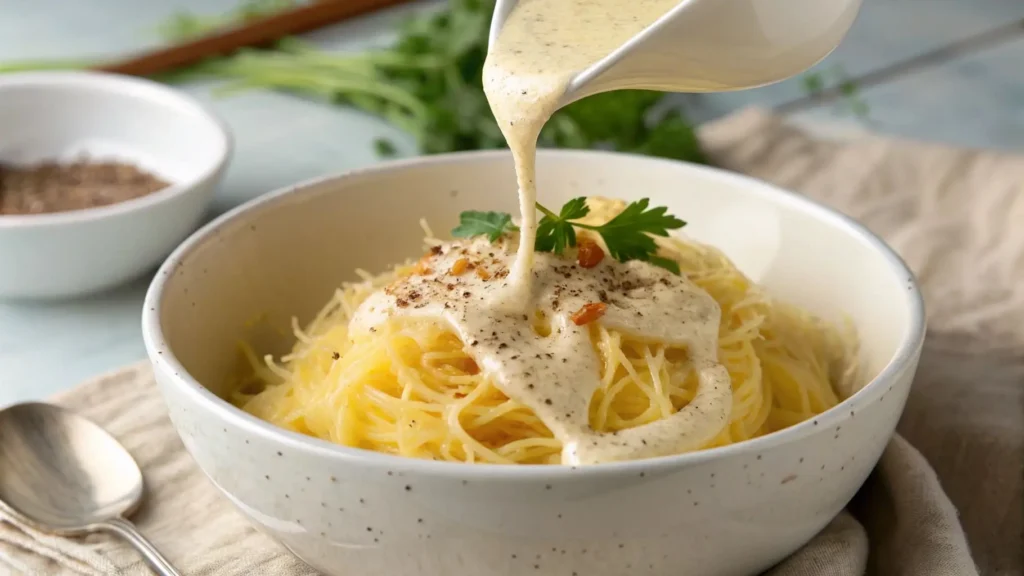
[488,0,863,106]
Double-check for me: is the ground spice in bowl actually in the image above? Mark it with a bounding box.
[0,158,170,216]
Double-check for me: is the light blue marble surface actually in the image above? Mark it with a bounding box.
[792,37,1024,151]
[687,0,1024,125]
[1,0,1022,405]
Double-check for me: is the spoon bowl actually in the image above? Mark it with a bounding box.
[489,0,863,105]
[0,402,181,575]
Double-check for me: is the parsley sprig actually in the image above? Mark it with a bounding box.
[452,198,686,273]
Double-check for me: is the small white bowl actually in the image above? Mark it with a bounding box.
[144,150,925,576]
[0,71,231,299]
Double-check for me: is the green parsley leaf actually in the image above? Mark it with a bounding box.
[798,65,870,120]
[647,255,681,275]
[451,211,515,242]
[802,72,825,95]
[374,138,398,157]
[631,111,705,163]
[535,197,589,254]
[554,197,590,220]
[585,199,686,265]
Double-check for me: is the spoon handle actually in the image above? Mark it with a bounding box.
[99,517,183,576]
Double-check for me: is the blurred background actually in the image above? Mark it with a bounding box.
[1,0,1022,402]
[2,0,1021,214]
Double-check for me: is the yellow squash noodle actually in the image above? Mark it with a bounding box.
[233,222,857,465]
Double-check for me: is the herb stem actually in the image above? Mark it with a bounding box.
[535,202,559,220]
[534,202,600,231]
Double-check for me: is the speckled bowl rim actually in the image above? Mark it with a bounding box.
[0,71,232,228]
[142,149,926,480]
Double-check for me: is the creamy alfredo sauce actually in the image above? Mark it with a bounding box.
[352,236,731,464]
[351,0,734,464]
[483,0,685,281]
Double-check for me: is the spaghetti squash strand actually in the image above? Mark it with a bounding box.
[235,233,857,465]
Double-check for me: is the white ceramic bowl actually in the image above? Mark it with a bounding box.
[0,71,231,299]
[143,151,925,576]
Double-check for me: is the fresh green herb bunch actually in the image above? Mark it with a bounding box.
[0,0,706,164]
[377,0,705,162]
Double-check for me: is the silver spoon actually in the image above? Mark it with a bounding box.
[0,401,182,576]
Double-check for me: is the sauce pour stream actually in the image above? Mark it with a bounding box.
[352,0,734,464]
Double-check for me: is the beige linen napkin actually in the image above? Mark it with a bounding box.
[2,108,1021,576]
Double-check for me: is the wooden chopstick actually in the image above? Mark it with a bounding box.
[96,0,415,77]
